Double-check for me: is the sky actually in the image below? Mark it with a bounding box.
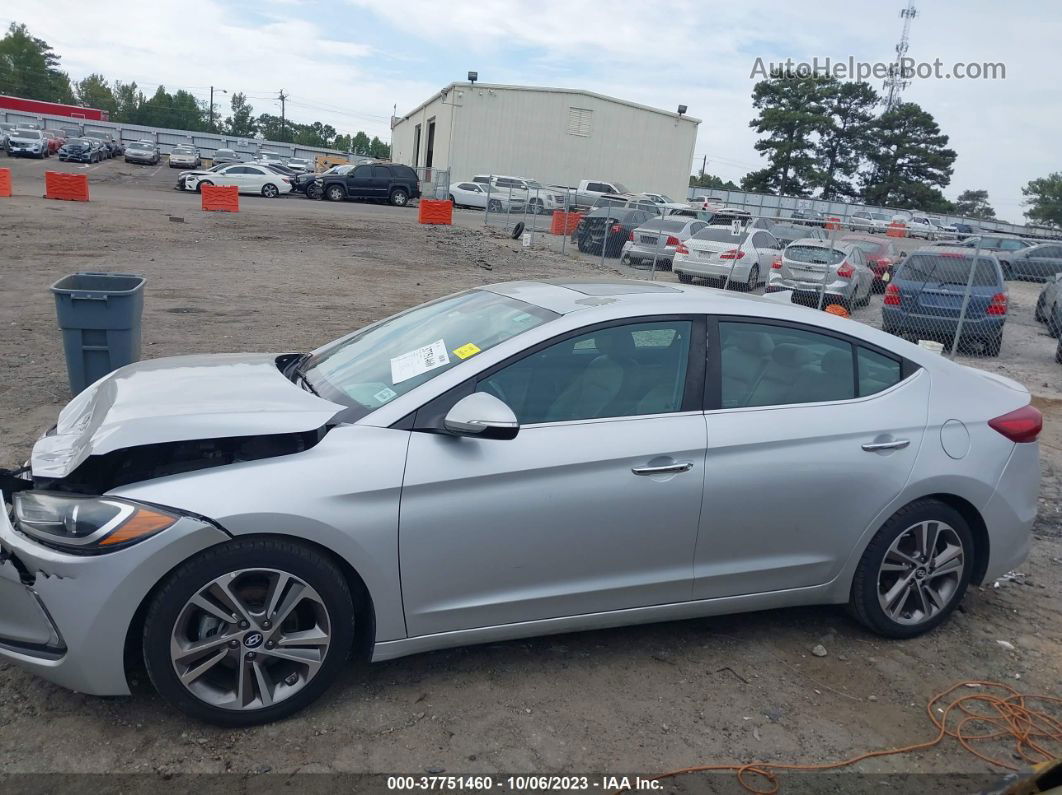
[3,0,1059,219]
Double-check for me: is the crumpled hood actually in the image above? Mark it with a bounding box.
[32,353,344,479]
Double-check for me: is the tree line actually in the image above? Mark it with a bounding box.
[689,67,1062,227]
[0,23,390,156]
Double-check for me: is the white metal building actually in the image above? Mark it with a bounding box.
[390,82,700,202]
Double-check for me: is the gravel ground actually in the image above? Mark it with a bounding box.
[0,154,1059,791]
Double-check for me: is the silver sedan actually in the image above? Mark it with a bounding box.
[0,280,1040,725]
[621,217,708,270]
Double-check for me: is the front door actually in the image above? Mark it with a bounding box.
[344,164,374,198]
[694,319,927,599]
[399,318,707,636]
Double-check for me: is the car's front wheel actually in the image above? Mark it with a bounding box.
[307,183,323,200]
[849,499,973,638]
[325,185,345,202]
[143,537,356,726]
[196,180,212,193]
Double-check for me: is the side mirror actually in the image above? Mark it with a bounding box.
[443,392,520,440]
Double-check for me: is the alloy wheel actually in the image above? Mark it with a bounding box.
[169,568,332,711]
[877,520,965,626]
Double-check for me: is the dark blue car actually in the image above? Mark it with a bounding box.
[882,247,1007,356]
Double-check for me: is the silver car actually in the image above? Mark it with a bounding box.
[168,145,201,169]
[0,281,1040,725]
[124,140,160,165]
[769,239,874,310]
[1035,272,1062,337]
[621,217,708,270]
[673,226,781,290]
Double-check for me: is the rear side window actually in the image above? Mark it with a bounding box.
[857,347,902,396]
[719,322,855,408]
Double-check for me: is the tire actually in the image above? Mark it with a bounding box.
[849,499,974,638]
[677,273,693,284]
[389,187,409,207]
[1056,339,1062,365]
[448,194,456,205]
[529,199,544,215]
[325,185,345,202]
[1035,295,1046,323]
[487,198,503,213]
[1000,261,1012,280]
[306,183,323,201]
[261,183,279,199]
[983,333,1002,357]
[142,537,356,727]
[511,222,525,240]
[196,180,212,193]
[744,264,760,292]
[1047,308,1061,338]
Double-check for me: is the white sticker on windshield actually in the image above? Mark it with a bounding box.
[390,340,450,384]
[373,386,397,404]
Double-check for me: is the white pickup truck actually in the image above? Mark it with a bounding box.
[567,179,629,209]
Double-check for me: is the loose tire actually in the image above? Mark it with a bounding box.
[389,188,409,207]
[143,537,356,727]
[262,183,279,199]
[325,185,345,202]
[849,499,974,638]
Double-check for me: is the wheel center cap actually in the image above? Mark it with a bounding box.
[243,631,264,649]
[915,568,927,580]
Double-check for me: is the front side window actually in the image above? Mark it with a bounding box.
[352,165,372,178]
[719,322,854,408]
[477,321,693,425]
[303,291,557,419]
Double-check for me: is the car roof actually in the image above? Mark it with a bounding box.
[910,245,999,259]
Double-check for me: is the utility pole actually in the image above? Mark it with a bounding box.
[209,86,215,131]
[278,89,288,137]
[700,155,706,179]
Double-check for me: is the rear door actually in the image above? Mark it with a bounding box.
[694,319,927,598]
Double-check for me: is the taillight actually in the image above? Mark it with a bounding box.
[884,283,901,305]
[675,243,690,255]
[986,292,1008,315]
[771,257,782,270]
[665,235,680,246]
[628,230,634,241]
[610,223,623,234]
[720,249,745,259]
[988,405,1042,443]
[836,262,855,278]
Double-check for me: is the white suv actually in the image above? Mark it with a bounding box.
[471,175,568,214]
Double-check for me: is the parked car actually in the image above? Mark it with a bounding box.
[674,225,780,290]
[688,196,721,212]
[904,215,937,240]
[995,242,1062,282]
[125,140,160,165]
[58,137,104,163]
[567,178,629,209]
[636,192,691,214]
[1035,273,1062,337]
[168,145,201,169]
[789,209,828,228]
[212,148,242,166]
[767,240,874,310]
[43,129,66,153]
[0,122,18,154]
[449,181,525,212]
[571,207,654,257]
[185,163,294,197]
[841,235,904,291]
[849,211,876,232]
[286,157,313,173]
[620,216,709,270]
[7,129,48,158]
[882,248,1008,356]
[706,207,754,227]
[175,164,228,191]
[772,224,828,247]
[0,279,1041,725]
[82,131,117,157]
[297,164,353,198]
[314,162,420,206]
[957,235,1032,271]
[469,175,564,215]
[952,223,979,241]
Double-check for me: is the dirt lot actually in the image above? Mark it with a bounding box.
[1,154,1060,791]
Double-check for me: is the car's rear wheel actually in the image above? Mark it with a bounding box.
[389,188,409,206]
[262,183,279,199]
[326,185,345,202]
[983,333,1003,357]
[1035,295,1046,322]
[744,264,760,291]
[849,499,973,638]
[143,537,356,727]
[677,273,693,284]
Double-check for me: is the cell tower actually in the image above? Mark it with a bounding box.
[883,1,918,110]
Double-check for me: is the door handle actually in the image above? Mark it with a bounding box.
[631,462,694,476]
[861,439,910,452]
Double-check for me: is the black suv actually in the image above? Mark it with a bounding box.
[314,163,420,206]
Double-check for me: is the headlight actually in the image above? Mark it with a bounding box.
[13,492,179,553]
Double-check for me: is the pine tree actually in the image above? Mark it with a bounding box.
[862,102,956,208]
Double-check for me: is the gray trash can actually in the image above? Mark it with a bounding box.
[51,272,145,394]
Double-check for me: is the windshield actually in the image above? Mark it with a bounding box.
[302,290,558,417]
[785,245,847,265]
[173,147,194,153]
[846,240,883,254]
[898,254,999,286]
[693,228,748,244]
[613,183,629,194]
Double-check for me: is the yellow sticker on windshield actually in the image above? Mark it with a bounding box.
[453,343,481,360]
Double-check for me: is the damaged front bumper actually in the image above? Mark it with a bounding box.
[0,491,230,695]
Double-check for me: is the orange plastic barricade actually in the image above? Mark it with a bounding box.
[0,168,10,198]
[824,304,850,318]
[201,185,239,213]
[418,198,453,225]
[886,221,907,238]
[44,171,89,202]
[550,210,584,236]
[825,216,842,231]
